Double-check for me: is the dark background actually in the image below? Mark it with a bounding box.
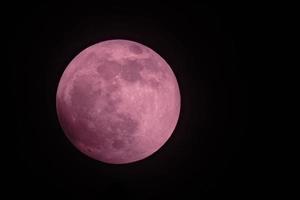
[10,2,249,199]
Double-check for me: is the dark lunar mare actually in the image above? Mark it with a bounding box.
[121,59,144,82]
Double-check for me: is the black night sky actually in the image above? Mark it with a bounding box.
[10,2,249,199]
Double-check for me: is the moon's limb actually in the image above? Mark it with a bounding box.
[56,39,180,164]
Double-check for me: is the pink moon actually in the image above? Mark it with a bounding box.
[56,39,181,164]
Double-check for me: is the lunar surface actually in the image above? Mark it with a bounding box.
[56,39,180,164]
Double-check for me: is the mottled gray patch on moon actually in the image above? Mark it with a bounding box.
[77,52,102,70]
[93,111,139,151]
[148,79,160,88]
[70,76,99,114]
[129,44,143,54]
[112,139,125,149]
[97,60,122,80]
[105,83,119,93]
[102,97,120,113]
[121,59,144,82]
[142,57,162,73]
[68,118,100,147]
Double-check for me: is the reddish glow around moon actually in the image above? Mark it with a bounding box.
[56,39,181,164]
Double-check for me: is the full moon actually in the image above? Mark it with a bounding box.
[56,39,181,164]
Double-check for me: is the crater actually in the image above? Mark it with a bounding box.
[129,44,143,54]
